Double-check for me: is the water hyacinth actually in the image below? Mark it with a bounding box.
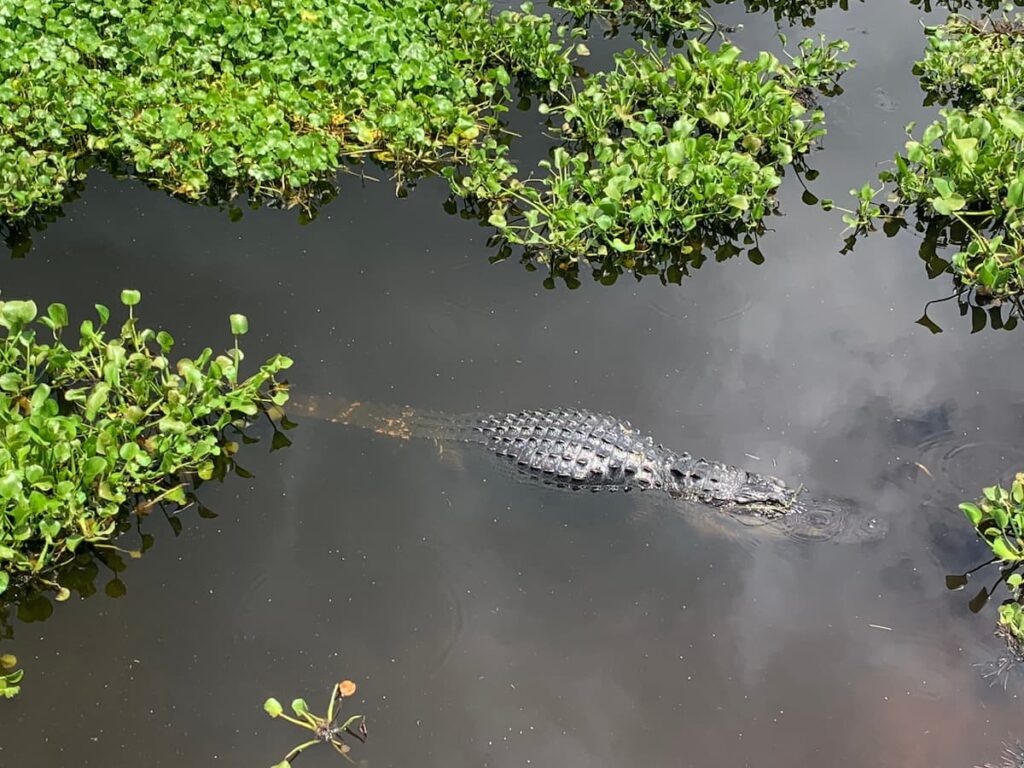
[0,291,292,596]
[0,0,580,219]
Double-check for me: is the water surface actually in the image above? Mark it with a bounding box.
[2,2,1023,766]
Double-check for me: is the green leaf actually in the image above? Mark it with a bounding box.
[264,698,283,717]
[85,383,111,421]
[921,122,944,145]
[156,331,174,353]
[1008,177,1024,209]
[291,698,311,718]
[229,314,249,336]
[47,303,69,329]
[930,195,966,215]
[0,572,8,596]
[120,290,141,307]
[999,109,1024,139]
[665,141,686,165]
[705,111,730,130]
[990,535,1023,562]
[959,502,984,527]
[2,300,37,327]
[0,472,22,499]
[951,137,977,166]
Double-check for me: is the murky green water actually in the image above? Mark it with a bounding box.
[3,2,1024,766]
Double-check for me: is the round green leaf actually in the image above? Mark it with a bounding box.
[2,300,38,327]
[264,697,283,718]
[120,290,141,307]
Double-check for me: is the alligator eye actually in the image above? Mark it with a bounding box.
[670,468,684,479]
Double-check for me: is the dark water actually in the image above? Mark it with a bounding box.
[3,2,1024,766]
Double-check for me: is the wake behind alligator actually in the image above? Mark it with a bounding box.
[288,394,885,544]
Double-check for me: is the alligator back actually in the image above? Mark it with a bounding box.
[467,408,678,492]
[288,396,676,491]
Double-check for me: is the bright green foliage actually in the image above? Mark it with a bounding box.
[997,600,1024,650]
[553,0,708,32]
[866,16,1024,299]
[915,15,1024,109]
[0,653,20,699]
[0,292,292,594]
[0,0,579,219]
[472,37,852,271]
[960,474,1024,564]
[961,474,1024,666]
[887,106,1024,295]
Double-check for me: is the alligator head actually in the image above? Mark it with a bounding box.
[667,458,798,514]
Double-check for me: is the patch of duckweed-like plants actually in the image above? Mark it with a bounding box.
[0,290,292,598]
[466,37,852,278]
[0,0,580,219]
[848,14,1024,307]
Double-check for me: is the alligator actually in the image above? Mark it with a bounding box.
[286,394,886,544]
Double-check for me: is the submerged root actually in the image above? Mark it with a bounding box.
[977,623,1024,690]
[977,742,1024,768]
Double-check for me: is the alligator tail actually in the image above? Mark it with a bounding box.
[285,393,481,443]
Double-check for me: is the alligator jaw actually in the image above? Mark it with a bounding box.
[729,473,803,518]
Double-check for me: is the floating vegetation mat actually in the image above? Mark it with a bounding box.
[852,14,1024,303]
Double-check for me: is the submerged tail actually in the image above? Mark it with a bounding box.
[285,393,481,443]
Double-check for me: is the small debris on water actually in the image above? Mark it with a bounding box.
[868,624,893,631]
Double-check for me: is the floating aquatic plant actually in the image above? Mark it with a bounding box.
[0,0,581,220]
[959,474,1024,676]
[845,14,1024,305]
[0,653,20,698]
[264,680,367,766]
[0,290,292,598]
[463,35,852,277]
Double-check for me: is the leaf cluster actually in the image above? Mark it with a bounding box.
[864,14,1024,300]
[961,474,1024,663]
[0,0,580,219]
[960,474,1024,564]
[472,37,851,273]
[0,291,292,596]
[0,652,20,698]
